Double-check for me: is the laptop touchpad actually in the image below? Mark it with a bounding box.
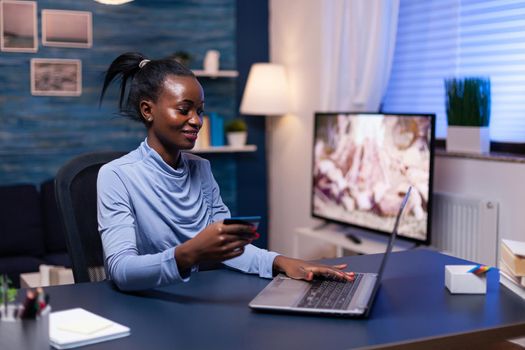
[252,276,309,307]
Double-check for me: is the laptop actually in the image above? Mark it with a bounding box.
[249,187,412,317]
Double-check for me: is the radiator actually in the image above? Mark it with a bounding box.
[431,192,499,266]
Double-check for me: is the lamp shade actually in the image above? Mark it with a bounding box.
[94,0,133,4]
[240,63,289,115]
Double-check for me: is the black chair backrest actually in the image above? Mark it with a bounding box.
[55,152,126,283]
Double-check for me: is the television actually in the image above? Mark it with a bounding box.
[311,112,435,245]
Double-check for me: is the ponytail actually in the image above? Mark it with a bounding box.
[99,52,195,124]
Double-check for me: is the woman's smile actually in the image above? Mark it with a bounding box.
[181,128,199,142]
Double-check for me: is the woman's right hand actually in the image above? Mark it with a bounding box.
[175,221,258,273]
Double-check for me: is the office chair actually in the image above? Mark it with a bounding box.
[55,151,126,283]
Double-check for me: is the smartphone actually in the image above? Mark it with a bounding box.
[223,216,261,230]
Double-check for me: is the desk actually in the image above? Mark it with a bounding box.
[36,250,525,349]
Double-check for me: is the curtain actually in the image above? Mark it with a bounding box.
[320,0,400,111]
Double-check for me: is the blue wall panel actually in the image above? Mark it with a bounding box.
[0,0,237,211]
[235,0,269,248]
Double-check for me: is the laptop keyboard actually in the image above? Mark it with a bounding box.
[297,273,364,310]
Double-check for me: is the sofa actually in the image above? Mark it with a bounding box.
[0,179,71,287]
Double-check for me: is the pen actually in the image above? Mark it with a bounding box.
[44,293,50,307]
[20,290,36,319]
[36,287,45,311]
[13,305,19,319]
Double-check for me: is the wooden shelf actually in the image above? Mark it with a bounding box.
[189,145,257,153]
[192,70,239,78]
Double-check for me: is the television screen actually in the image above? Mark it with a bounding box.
[312,112,435,244]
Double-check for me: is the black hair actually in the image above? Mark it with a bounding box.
[99,52,195,124]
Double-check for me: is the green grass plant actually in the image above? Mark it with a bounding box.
[444,77,491,127]
[225,118,247,132]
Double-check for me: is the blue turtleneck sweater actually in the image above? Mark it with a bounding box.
[97,139,278,291]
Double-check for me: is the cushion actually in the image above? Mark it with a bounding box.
[0,255,46,288]
[0,184,45,256]
[40,179,68,253]
[43,253,72,268]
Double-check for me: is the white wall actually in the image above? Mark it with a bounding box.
[268,0,334,259]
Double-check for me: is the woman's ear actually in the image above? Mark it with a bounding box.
[140,100,154,123]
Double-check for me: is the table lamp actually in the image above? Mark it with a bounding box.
[240,63,289,116]
[94,0,133,4]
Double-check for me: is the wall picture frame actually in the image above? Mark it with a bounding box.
[42,9,92,48]
[0,0,37,52]
[31,58,82,97]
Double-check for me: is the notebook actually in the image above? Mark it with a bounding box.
[49,308,130,349]
[249,187,412,317]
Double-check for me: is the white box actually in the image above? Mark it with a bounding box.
[20,272,41,288]
[445,265,487,294]
[447,126,490,154]
[50,267,74,286]
[19,268,74,288]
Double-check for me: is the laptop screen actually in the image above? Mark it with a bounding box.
[361,187,411,317]
[376,187,412,282]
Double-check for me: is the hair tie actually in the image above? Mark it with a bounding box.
[139,59,151,69]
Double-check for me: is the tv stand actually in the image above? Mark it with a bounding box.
[294,224,415,258]
[314,222,363,244]
[345,233,362,245]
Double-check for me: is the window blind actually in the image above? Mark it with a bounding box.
[382,0,525,142]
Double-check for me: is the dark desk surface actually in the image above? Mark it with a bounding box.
[42,250,525,349]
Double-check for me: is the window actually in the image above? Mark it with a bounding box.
[382,0,525,143]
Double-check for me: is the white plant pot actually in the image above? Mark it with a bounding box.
[446,126,490,154]
[227,131,247,147]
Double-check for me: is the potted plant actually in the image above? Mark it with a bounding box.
[225,118,248,147]
[444,77,491,153]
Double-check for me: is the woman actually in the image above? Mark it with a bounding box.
[98,52,354,291]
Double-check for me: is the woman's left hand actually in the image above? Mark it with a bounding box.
[272,256,355,282]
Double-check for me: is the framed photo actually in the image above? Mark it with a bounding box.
[0,0,37,52]
[31,58,82,96]
[42,10,92,48]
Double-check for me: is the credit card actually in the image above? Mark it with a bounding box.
[223,216,261,230]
